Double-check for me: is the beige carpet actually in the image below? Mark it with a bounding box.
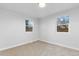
[0,40,79,56]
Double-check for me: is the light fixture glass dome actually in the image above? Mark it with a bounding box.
[39,3,46,8]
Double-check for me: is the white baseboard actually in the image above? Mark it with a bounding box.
[0,39,38,51]
[40,39,79,51]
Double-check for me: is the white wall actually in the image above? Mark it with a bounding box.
[0,8,39,50]
[40,7,79,49]
[0,5,79,51]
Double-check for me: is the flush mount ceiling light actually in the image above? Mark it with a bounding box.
[39,3,46,8]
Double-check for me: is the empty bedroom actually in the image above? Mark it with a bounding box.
[0,3,79,56]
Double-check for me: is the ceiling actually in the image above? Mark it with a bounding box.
[0,3,79,18]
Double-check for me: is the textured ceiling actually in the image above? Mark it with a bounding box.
[0,3,79,18]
